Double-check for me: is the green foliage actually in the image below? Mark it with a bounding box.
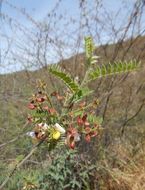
[68,87,93,105]
[38,149,95,190]
[0,36,142,190]
[84,37,99,67]
[87,60,139,82]
[85,36,95,60]
[49,65,80,93]
[88,114,103,125]
[0,149,96,190]
[0,169,40,190]
[83,37,139,85]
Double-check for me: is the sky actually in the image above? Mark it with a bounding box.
[0,0,81,73]
[1,0,80,26]
[0,0,144,74]
[1,0,135,19]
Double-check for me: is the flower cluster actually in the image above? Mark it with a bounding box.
[27,123,65,142]
[77,114,99,142]
[26,80,101,150]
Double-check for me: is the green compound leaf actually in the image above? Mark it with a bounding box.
[49,65,80,93]
[87,60,140,82]
[85,36,95,59]
[68,87,93,104]
[88,115,103,125]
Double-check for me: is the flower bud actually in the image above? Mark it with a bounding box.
[54,123,66,134]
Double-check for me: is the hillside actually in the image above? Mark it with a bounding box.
[0,35,145,189]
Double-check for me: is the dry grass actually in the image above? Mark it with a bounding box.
[98,136,145,190]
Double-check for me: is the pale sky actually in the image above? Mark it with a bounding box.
[1,0,135,25]
[0,0,144,74]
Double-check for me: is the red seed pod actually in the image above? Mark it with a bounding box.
[67,135,75,149]
[36,97,42,102]
[70,141,75,149]
[82,114,87,122]
[90,131,98,137]
[48,108,57,115]
[67,126,78,135]
[85,134,91,142]
[28,103,36,110]
[85,126,91,133]
[84,121,90,127]
[43,105,49,111]
[36,97,46,103]
[77,116,84,126]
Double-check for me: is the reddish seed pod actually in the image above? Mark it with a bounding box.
[77,116,84,126]
[67,135,75,149]
[84,121,90,127]
[36,97,46,103]
[36,97,42,102]
[43,105,49,111]
[48,108,57,115]
[70,142,75,149]
[85,134,91,142]
[85,127,91,133]
[28,103,36,110]
[90,131,98,137]
[82,114,87,122]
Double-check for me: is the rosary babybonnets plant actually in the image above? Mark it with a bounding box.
[26,80,101,149]
[0,37,139,189]
[26,36,138,150]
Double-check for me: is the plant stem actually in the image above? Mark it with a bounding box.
[0,140,43,190]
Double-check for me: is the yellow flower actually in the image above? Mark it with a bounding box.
[52,130,61,140]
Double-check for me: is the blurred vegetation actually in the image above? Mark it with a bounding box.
[0,0,145,189]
